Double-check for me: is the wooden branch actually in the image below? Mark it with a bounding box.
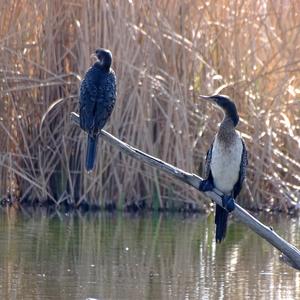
[71,112,300,270]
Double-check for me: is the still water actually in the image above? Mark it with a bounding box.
[0,208,299,300]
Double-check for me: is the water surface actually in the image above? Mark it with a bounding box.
[0,209,299,300]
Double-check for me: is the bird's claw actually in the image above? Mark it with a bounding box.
[199,179,214,192]
[222,195,235,212]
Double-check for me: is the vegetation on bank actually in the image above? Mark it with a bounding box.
[0,0,299,212]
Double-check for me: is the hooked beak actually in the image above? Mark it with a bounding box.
[199,94,217,102]
[198,95,221,111]
[90,53,99,63]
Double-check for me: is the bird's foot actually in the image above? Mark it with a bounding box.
[199,179,214,192]
[222,195,235,212]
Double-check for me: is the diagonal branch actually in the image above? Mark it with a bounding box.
[71,112,300,271]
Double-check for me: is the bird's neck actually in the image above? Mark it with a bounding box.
[94,61,110,73]
[217,116,236,145]
[222,104,239,127]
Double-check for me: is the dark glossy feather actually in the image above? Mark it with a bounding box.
[79,61,116,172]
[204,141,213,179]
[233,139,248,198]
[215,204,228,243]
[86,135,98,171]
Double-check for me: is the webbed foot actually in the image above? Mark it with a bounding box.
[199,179,214,192]
[222,195,235,212]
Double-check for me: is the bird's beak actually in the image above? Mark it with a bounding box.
[199,95,221,111]
[90,53,98,62]
[199,95,216,102]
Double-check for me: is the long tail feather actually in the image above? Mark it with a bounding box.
[215,204,228,243]
[85,134,98,172]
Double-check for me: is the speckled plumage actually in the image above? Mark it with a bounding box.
[79,49,117,172]
[199,95,248,243]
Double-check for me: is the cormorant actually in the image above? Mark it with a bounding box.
[79,48,117,172]
[199,94,248,243]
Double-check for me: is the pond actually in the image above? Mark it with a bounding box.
[0,208,299,300]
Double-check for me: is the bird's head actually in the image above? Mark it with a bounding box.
[95,48,112,72]
[199,94,239,127]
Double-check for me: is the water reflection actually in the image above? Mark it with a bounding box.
[0,209,299,300]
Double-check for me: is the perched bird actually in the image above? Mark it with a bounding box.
[199,95,248,243]
[79,48,117,172]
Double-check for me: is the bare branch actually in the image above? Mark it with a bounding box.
[71,112,300,271]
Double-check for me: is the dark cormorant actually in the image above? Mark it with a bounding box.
[199,94,248,243]
[79,48,117,172]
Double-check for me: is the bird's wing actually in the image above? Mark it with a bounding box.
[104,72,117,117]
[94,72,117,130]
[79,68,99,102]
[79,69,98,132]
[233,139,248,198]
[204,140,214,179]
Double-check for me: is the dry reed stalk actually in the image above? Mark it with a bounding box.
[0,0,299,210]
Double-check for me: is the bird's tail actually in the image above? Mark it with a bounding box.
[85,134,98,172]
[215,204,229,243]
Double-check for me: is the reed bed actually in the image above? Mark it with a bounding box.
[0,0,299,212]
